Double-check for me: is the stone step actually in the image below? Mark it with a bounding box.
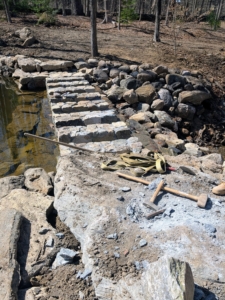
[59,137,142,155]
[47,80,89,89]
[53,109,118,127]
[57,122,131,144]
[47,85,95,96]
[46,76,86,83]
[51,99,109,114]
[49,92,103,103]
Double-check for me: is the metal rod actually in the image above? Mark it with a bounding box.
[24,133,95,153]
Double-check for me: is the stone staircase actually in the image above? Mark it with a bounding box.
[46,73,142,154]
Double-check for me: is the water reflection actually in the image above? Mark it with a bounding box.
[0,78,58,178]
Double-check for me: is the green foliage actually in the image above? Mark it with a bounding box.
[207,11,221,30]
[31,0,52,14]
[120,0,138,24]
[37,11,57,25]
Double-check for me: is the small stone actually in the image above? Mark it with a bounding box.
[45,236,54,247]
[80,269,92,279]
[163,208,175,217]
[82,223,88,228]
[134,261,142,270]
[56,232,65,239]
[107,233,118,240]
[204,224,216,234]
[104,250,108,254]
[139,192,145,197]
[114,252,120,258]
[139,239,147,247]
[120,187,131,192]
[116,195,125,201]
[124,249,129,257]
[115,246,120,250]
[39,228,49,234]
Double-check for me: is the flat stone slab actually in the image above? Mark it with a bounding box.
[47,80,89,89]
[47,85,95,96]
[58,122,131,143]
[59,137,142,155]
[52,99,109,114]
[50,92,103,103]
[0,208,22,300]
[53,109,118,127]
[46,76,87,83]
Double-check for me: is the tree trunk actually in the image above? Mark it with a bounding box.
[118,0,121,30]
[153,0,161,42]
[71,0,83,15]
[214,0,223,30]
[3,0,11,23]
[102,0,108,23]
[85,0,90,16]
[139,0,144,21]
[91,0,98,56]
[165,0,170,26]
[199,0,205,15]
[62,0,66,16]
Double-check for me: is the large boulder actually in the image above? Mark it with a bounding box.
[166,74,187,86]
[142,256,194,300]
[120,78,137,89]
[155,133,185,150]
[178,91,212,105]
[22,36,36,47]
[154,110,175,129]
[123,89,138,104]
[40,60,74,71]
[17,57,40,72]
[175,103,196,120]
[136,85,157,104]
[110,68,120,78]
[153,65,168,75]
[151,99,164,111]
[106,85,127,102]
[0,175,24,200]
[130,112,156,123]
[0,189,55,287]
[93,69,109,83]
[137,71,157,83]
[24,168,53,195]
[158,88,173,109]
[14,27,32,40]
[0,208,22,300]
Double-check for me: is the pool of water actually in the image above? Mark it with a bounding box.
[0,78,59,178]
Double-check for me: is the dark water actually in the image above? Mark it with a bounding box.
[0,78,59,178]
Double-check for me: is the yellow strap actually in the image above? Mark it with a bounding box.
[101,152,166,175]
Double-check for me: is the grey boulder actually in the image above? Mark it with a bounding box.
[154,110,175,129]
[178,90,212,105]
[175,103,196,120]
[24,168,53,195]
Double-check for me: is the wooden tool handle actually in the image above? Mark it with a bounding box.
[150,180,164,203]
[116,172,150,185]
[163,186,198,202]
[145,209,166,220]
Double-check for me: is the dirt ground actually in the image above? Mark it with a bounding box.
[0,12,225,95]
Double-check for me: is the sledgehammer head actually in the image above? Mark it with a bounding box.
[198,194,208,208]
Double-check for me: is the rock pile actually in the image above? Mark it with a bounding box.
[1,54,224,147]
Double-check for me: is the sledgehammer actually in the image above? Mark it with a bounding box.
[116,173,208,208]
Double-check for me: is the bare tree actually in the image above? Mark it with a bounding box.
[165,0,170,26]
[153,0,161,42]
[118,0,121,30]
[91,0,98,56]
[3,0,11,23]
[62,0,66,16]
[71,0,83,15]
[102,0,108,23]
